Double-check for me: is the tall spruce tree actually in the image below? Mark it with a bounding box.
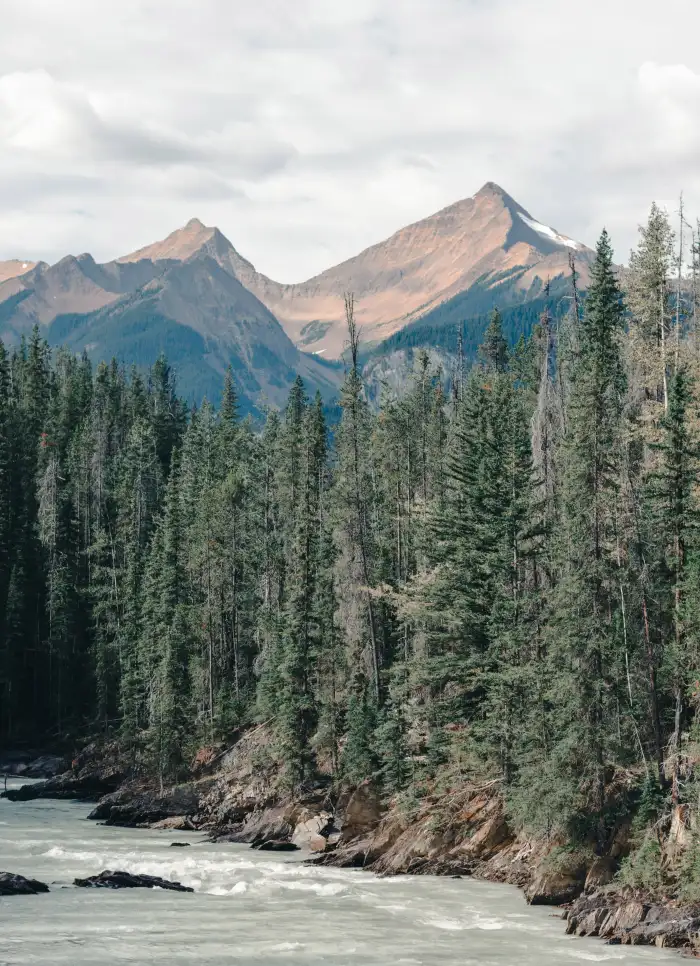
[548,229,627,842]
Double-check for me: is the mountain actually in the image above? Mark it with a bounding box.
[237,182,594,358]
[0,182,590,408]
[0,234,339,412]
[0,255,166,335]
[117,216,256,279]
[112,183,592,362]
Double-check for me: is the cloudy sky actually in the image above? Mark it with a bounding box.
[0,0,699,280]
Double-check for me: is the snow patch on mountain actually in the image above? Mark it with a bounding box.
[517,212,580,250]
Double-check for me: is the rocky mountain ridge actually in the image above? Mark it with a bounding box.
[238,182,593,357]
[112,182,594,359]
[0,183,591,405]
[0,232,339,411]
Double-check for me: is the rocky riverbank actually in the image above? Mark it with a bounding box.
[565,888,700,951]
[0,751,68,780]
[4,731,699,955]
[1,742,125,800]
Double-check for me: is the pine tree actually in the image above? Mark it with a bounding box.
[480,374,543,786]
[420,375,494,739]
[342,681,377,784]
[255,410,286,723]
[334,295,382,704]
[480,309,509,372]
[627,203,675,415]
[548,229,627,842]
[155,606,192,786]
[648,369,698,799]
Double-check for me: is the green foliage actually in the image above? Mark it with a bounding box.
[540,844,596,876]
[342,683,378,785]
[479,309,509,372]
[619,836,665,892]
[679,834,700,901]
[375,698,411,794]
[370,278,571,361]
[636,774,667,828]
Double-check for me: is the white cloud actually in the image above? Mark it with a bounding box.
[636,62,700,158]
[638,62,700,97]
[0,0,698,276]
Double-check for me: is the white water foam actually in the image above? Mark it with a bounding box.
[0,790,682,966]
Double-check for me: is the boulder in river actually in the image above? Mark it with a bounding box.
[253,838,300,852]
[169,842,191,848]
[0,872,50,896]
[211,802,303,845]
[74,871,193,892]
[151,816,194,831]
[292,813,334,852]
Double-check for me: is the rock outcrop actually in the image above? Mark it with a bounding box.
[339,782,384,843]
[525,867,586,906]
[0,872,50,897]
[566,888,700,950]
[584,855,617,892]
[292,813,336,852]
[315,784,516,876]
[524,850,591,906]
[87,783,204,827]
[21,755,69,779]
[0,752,67,778]
[74,871,193,892]
[0,751,30,775]
[3,770,124,802]
[253,839,299,852]
[2,742,126,803]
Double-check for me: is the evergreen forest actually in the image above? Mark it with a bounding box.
[3,206,700,885]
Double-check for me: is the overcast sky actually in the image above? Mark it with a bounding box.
[0,0,699,280]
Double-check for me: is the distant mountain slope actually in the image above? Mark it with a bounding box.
[0,239,339,411]
[112,183,592,362]
[236,183,594,358]
[0,254,166,335]
[47,253,339,410]
[373,264,576,356]
[360,284,572,407]
[0,259,37,283]
[0,182,590,407]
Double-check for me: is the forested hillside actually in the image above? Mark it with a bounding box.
[2,205,700,892]
[369,275,571,360]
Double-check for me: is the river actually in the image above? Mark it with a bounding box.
[0,777,679,966]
